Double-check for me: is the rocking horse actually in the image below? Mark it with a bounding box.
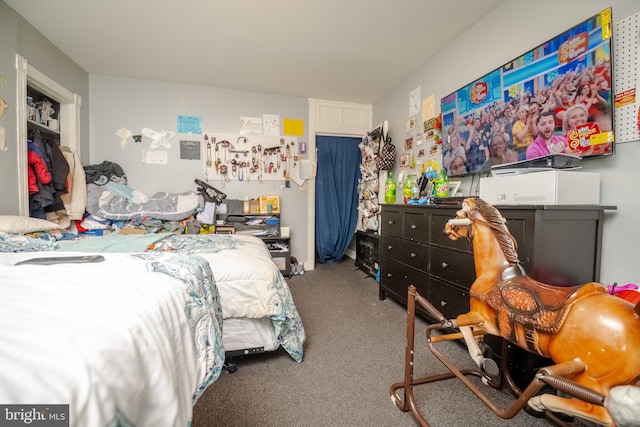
[390,197,640,426]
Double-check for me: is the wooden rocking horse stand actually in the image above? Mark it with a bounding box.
[390,197,640,427]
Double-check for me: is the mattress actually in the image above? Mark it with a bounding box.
[57,233,306,362]
[223,317,279,353]
[0,251,225,427]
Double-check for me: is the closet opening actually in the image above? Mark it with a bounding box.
[16,54,81,216]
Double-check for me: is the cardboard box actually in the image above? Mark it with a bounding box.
[215,226,235,234]
[479,170,600,205]
[257,195,280,214]
[248,199,260,214]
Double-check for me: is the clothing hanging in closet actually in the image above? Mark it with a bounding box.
[27,129,70,221]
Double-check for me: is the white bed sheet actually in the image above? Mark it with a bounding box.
[223,317,279,353]
[0,251,224,427]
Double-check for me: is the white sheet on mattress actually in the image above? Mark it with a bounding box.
[0,252,224,427]
[223,317,279,353]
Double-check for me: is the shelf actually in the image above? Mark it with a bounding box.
[27,86,60,138]
[217,211,281,238]
[217,199,290,275]
[27,119,60,137]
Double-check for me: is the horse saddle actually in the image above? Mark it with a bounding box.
[479,264,606,352]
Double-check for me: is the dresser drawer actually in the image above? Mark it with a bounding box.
[381,210,403,238]
[404,212,430,243]
[381,235,428,271]
[380,257,429,301]
[380,235,400,260]
[429,278,470,320]
[430,246,475,289]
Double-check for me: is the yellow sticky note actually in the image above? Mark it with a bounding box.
[283,118,304,136]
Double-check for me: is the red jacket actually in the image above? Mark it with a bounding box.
[28,150,52,194]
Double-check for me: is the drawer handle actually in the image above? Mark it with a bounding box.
[387,245,393,250]
[388,220,394,225]
[410,252,417,258]
[441,262,448,269]
[440,301,447,307]
[411,224,417,229]
[387,273,392,278]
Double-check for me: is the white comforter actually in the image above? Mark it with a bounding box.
[181,235,286,319]
[149,234,306,362]
[0,252,224,427]
[8,232,306,363]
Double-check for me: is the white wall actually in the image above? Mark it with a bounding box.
[89,75,311,266]
[373,0,640,285]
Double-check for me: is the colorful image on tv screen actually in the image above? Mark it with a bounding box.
[440,8,614,177]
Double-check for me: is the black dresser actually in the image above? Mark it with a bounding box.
[379,203,612,388]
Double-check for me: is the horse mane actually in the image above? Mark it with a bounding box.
[472,198,520,265]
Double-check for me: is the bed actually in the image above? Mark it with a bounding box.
[75,175,305,364]
[9,228,306,367]
[0,249,225,427]
[59,233,306,365]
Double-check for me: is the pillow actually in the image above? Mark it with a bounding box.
[0,215,60,234]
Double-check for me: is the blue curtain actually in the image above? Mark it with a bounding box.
[315,135,362,263]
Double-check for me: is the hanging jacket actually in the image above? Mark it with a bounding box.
[46,139,70,193]
[29,130,64,212]
[28,149,52,194]
[60,148,87,220]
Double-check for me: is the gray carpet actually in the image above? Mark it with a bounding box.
[193,260,554,426]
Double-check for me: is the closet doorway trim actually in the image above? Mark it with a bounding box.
[15,54,81,216]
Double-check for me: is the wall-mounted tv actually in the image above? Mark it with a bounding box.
[440,8,614,177]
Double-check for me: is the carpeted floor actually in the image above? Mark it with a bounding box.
[192,259,555,427]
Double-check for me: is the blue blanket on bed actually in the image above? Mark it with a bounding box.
[57,233,171,253]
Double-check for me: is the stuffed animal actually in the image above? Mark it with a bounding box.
[606,283,640,305]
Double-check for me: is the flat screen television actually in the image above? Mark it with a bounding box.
[440,8,614,177]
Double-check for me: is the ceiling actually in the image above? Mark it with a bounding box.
[5,0,505,104]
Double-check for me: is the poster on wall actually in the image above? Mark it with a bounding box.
[409,86,421,116]
[180,140,201,160]
[177,115,202,134]
[240,117,263,134]
[263,114,280,136]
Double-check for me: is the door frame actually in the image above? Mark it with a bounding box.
[16,54,82,216]
[307,99,372,270]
